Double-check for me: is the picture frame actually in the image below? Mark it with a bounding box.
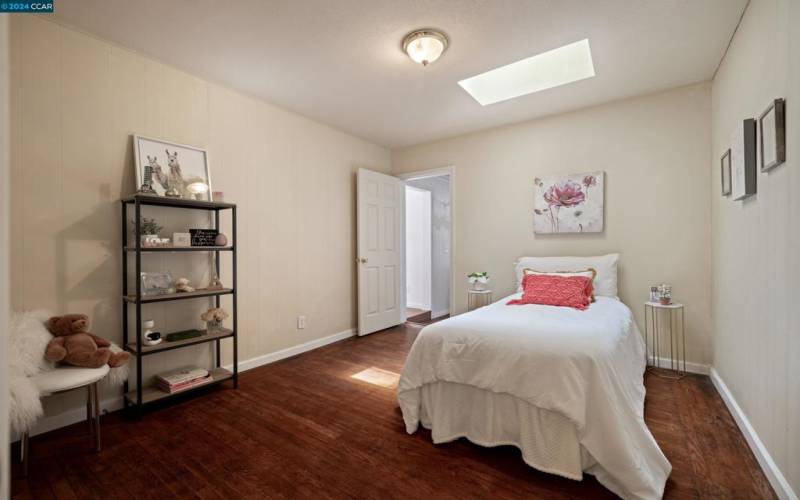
[190,229,219,246]
[720,149,731,196]
[730,118,757,201]
[133,135,213,201]
[140,271,176,296]
[533,171,604,234]
[758,98,785,172]
[172,232,192,248]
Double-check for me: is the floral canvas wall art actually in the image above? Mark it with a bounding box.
[533,171,604,234]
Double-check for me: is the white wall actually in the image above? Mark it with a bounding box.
[711,0,800,496]
[407,176,451,317]
[0,13,11,499]
[9,16,390,429]
[405,186,431,310]
[392,83,713,366]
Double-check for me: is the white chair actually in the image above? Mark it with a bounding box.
[20,364,110,475]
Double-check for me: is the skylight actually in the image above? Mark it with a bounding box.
[458,39,596,106]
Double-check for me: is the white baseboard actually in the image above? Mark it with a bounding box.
[431,309,450,319]
[710,368,797,500]
[20,328,357,441]
[649,356,709,375]
[223,328,355,372]
[406,302,428,311]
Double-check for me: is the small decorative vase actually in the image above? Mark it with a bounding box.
[471,282,486,291]
[206,320,223,333]
[141,234,159,247]
[207,275,224,291]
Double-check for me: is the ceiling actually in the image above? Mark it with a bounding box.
[52,0,747,148]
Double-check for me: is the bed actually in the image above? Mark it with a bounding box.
[397,255,671,500]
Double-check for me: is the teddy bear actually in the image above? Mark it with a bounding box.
[174,277,195,293]
[44,314,130,369]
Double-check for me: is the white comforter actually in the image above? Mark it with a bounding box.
[398,295,671,500]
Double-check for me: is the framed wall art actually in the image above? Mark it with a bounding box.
[730,118,757,201]
[533,171,604,234]
[720,148,731,196]
[133,135,213,201]
[758,98,785,172]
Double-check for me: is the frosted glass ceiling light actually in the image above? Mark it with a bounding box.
[403,29,448,66]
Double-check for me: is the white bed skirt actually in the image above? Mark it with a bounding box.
[418,380,596,481]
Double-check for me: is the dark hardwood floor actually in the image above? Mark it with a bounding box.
[12,323,775,499]
[405,308,432,324]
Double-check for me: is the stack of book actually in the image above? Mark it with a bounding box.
[156,366,211,394]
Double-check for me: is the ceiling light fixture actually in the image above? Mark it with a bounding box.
[403,29,448,66]
[458,39,596,105]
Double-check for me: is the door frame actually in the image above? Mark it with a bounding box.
[397,166,455,321]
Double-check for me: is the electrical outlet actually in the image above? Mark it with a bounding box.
[297,315,306,330]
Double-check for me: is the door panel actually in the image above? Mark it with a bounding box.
[357,169,404,335]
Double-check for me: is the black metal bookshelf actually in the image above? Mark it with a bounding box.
[121,194,238,412]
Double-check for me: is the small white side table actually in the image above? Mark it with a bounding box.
[468,289,493,311]
[644,301,686,379]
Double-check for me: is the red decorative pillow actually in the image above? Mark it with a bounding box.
[507,274,593,310]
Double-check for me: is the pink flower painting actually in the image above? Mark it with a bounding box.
[534,171,604,233]
[544,180,585,207]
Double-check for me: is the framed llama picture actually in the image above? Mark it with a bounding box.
[133,135,213,201]
[533,171,604,234]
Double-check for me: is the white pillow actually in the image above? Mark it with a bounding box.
[514,254,619,297]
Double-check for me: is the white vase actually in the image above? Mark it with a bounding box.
[140,234,159,247]
[471,282,486,291]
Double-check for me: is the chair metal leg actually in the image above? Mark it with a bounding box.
[92,382,101,452]
[21,431,29,477]
[87,385,94,435]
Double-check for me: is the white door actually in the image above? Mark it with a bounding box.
[357,168,404,336]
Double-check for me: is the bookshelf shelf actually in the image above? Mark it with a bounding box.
[123,246,234,252]
[125,328,234,356]
[124,367,233,405]
[122,194,235,210]
[124,288,234,304]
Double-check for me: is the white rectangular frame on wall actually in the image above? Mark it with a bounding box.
[397,166,456,321]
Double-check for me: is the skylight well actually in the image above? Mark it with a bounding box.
[458,39,596,106]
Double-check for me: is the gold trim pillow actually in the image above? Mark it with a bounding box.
[514,254,619,297]
[523,268,597,301]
